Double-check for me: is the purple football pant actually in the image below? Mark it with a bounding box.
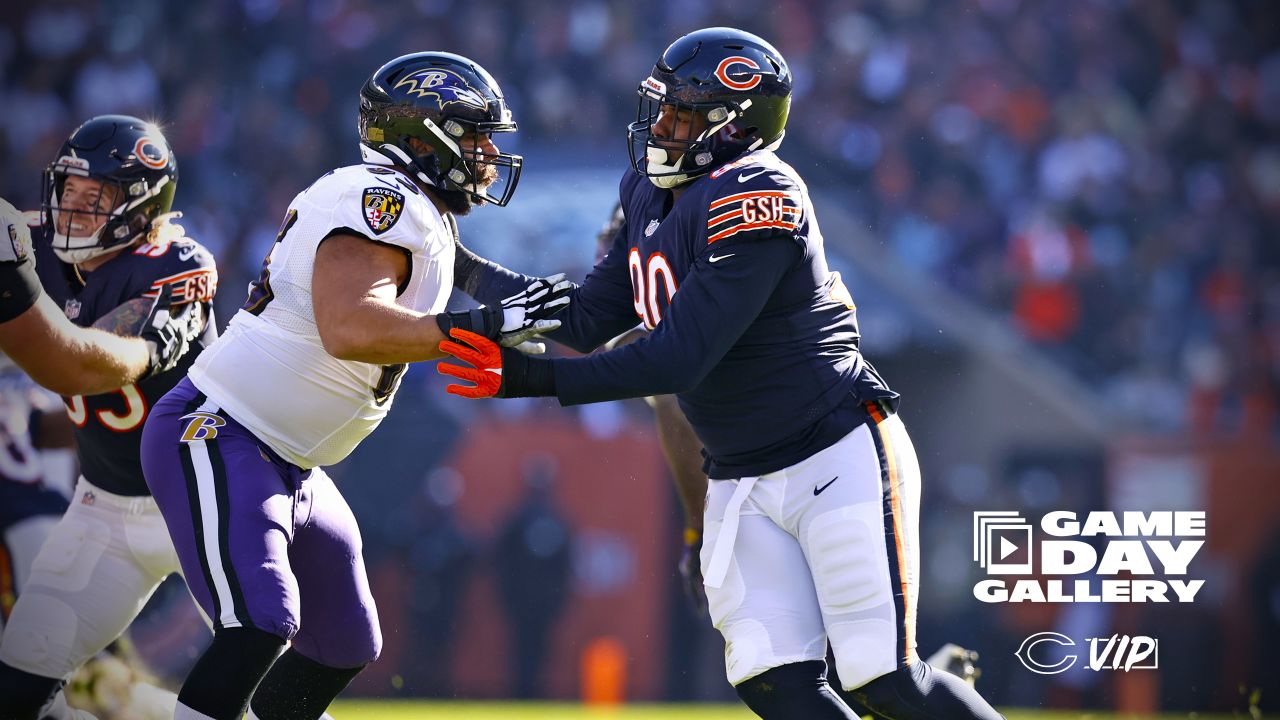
[141,378,381,669]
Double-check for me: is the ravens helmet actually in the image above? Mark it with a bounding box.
[43,115,178,264]
[359,52,522,209]
[628,27,792,189]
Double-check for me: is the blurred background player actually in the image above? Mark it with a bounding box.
[139,51,568,720]
[0,115,217,720]
[0,357,70,639]
[439,27,1004,720]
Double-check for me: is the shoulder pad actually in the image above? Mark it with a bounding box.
[704,163,803,245]
[135,238,219,304]
[303,166,436,253]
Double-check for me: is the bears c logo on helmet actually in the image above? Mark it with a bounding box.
[134,137,169,169]
[714,56,763,91]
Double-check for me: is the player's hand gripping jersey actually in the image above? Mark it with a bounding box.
[190,165,453,468]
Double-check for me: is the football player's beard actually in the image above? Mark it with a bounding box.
[473,160,500,191]
[440,160,502,216]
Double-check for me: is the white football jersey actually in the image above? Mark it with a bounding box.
[190,164,453,468]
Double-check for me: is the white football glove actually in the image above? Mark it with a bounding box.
[496,273,573,348]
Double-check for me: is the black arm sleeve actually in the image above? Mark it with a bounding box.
[454,216,640,355]
[550,234,800,405]
[453,240,532,301]
[0,259,43,323]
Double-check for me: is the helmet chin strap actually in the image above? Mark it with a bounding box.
[645,147,689,189]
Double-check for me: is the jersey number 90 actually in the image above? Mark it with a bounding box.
[628,249,677,330]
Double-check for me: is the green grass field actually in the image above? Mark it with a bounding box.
[330,701,1233,720]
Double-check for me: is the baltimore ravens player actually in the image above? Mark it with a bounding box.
[140,52,567,720]
[439,28,1004,720]
[0,116,216,720]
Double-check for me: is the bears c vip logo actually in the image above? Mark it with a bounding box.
[362,187,404,235]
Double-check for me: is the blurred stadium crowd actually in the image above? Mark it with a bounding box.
[2,0,1277,436]
[2,0,1278,712]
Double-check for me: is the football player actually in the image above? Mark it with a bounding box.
[0,197,198,395]
[138,52,568,720]
[0,116,216,720]
[439,28,1005,720]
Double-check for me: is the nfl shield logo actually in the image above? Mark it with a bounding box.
[64,298,81,320]
[644,219,660,237]
[362,187,405,235]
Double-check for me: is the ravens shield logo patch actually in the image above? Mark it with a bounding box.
[363,187,405,235]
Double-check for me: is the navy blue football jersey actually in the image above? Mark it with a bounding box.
[539,150,898,478]
[33,229,218,495]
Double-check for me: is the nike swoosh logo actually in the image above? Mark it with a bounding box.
[708,253,735,263]
[737,169,768,183]
[178,245,197,261]
[813,477,838,496]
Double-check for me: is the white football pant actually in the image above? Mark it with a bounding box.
[701,408,921,690]
[0,514,60,637]
[0,478,184,678]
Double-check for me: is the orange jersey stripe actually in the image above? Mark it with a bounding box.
[707,219,799,244]
[149,268,214,287]
[708,209,743,227]
[707,206,801,229]
[708,190,795,211]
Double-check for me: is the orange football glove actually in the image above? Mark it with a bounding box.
[437,328,504,398]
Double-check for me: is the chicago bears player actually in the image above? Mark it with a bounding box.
[0,197,198,395]
[0,116,216,720]
[140,52,567,720]
[439,28,1004,720]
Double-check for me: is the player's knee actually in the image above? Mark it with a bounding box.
[178,627,285,720]
[849,665,923,715]
[0,660,61,719]
[287,615,381,670]
[849,662,1004,720]
[0,595,80,679]
[735,661,855,720]
[250,648,368,720]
